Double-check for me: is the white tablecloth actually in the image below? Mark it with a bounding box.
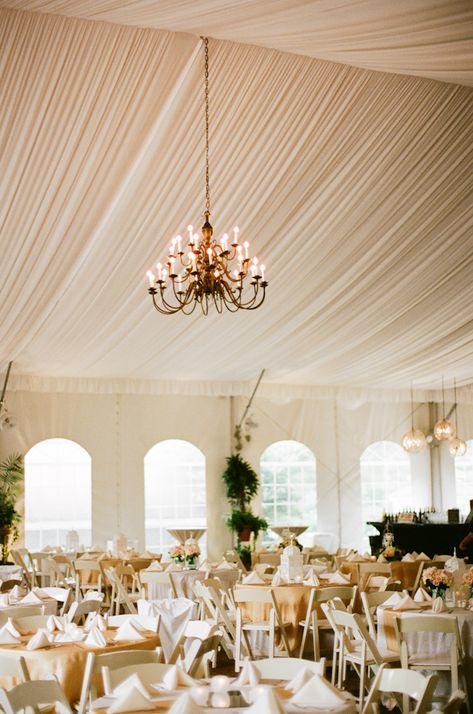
[377,606,473,702]
[0,598,57,616]
[146,568,239,600]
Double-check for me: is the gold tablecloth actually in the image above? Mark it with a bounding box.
[0,630,160,703]
[340,561,420,590]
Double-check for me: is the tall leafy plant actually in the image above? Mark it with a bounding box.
[222,453,267,547]
[0,453,23,564]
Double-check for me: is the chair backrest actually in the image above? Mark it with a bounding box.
[140,570,178,599]
[10,550,32,589]
[252,657,326,679]
[107,614,160,632]
[224,549,247,573]
[385,579,403,591]
[0,579,23,593]
[315,585,358,608]
[106,567,138,614]
[360,590,397,637]
[329,608,386,666]
[12,615,62,632]
[68,598,101,624]
[361,663,437,714]
[0,606,43,626]
[102,661,170,694]
[253,553,281,566]
[234,586,273,605]
[397,615,462,666]
[40,587,73,615]
[180,632,222,676]
[365,575,389,591]
[0,679,72,714]
[77,649,163,714]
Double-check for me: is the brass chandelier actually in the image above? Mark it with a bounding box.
[146,37,268,315]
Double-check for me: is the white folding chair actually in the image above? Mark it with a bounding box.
[362,663,437,714]
[106,567,138,614]
[360,590,399,639]
[77,649,163,714]
[0,679,72,714]
[10,549,34,590]
[252,657,326,680]
[0,606,44,626]
[140,571,178,599]
[67,598,101,624]
[397,615,470,712]
[298,585,358,660]
[358,563,392,591]
[234,586,291,670]
[102,660,170,694]
[72,560,105,601]
[329,608,400,709]
[40,587,73,616]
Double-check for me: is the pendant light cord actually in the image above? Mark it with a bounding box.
[203,37,211,215]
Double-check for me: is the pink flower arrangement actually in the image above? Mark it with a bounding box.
[462,567,473,593]
[169,542,200,565]
[422,567,453,596]
[184,543,200,558]
[169,544,185,562]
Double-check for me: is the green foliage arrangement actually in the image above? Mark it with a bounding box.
[0,453,23,564]
[222,453,268,542]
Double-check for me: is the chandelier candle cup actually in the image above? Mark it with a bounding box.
[146,37,268,315]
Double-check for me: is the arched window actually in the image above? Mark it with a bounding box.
[260,440,316,528]
[360,441,412,526]
[25,438,92,549]
[144,439,206,553]
[454,440,473,517]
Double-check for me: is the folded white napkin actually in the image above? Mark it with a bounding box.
[26,628,52,650]
[414,587,433,603]
[167,693,205,714]
[114,674,155,698]
[20,591,44,605]
[85,612,108,632]
[327,571,351,584]
[108,685,155,713]
[162,666,197,690]
[145,560,163,572]
[303,572,320,587]
[84,625,107,647]
[377,554,387,563]
[247,686,286,714]
[242,571,265,585]
[46,615,65,633]
[392,594,422,611]
[381,592,403,607]
[113,621,145,642]
[290,674,351,707]
[9,585,24,600]
[0,624,21,644]
[184,620,217,640]
[416,552,430,561]
[5,618,21,638]
[271,571,284,586]
[236,659,261,686]
[284,668,315,692]
[0,593,10,606]
[216,560,236,570]
[402,553,416,562]
[432,596,447,612]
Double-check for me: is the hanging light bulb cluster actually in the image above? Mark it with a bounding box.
[146,37,268,315]
[448,379,467,456]
[401,378,468,457]
[401,385,427,453]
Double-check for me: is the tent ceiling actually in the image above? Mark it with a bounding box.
[2,0,473,87]
[0,7,472,394]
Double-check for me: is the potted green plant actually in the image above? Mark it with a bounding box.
[0,453,23,564]
[222,453,268,542]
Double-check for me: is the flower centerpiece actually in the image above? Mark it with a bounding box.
[169,544,185,564]
[184,542,200,569]
[376,545,403,562]
[422,567,453,599]
[462,567,473,598]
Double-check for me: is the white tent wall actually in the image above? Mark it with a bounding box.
[2,388,471,558]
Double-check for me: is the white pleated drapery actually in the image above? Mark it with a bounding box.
[0,8,473,393]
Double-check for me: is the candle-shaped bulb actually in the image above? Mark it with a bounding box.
[233,226,239,244]
[156,262,163,281]
[243,240,249,259]
[162,268,168,281]
[146,270,155,287]
[176,235,182,252]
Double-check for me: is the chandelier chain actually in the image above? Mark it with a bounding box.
[204,36,210,214]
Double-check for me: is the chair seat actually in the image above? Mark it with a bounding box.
[346,642,400,666]
[242,620,291,631]
[298,618,331,630]
[407,651,457,668]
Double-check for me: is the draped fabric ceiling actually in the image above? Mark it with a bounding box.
[1,3,473,398]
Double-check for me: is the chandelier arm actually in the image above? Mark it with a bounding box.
[151,292,186,315]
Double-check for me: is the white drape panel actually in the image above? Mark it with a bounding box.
[2,0,472,86]
[1,9,473,391]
